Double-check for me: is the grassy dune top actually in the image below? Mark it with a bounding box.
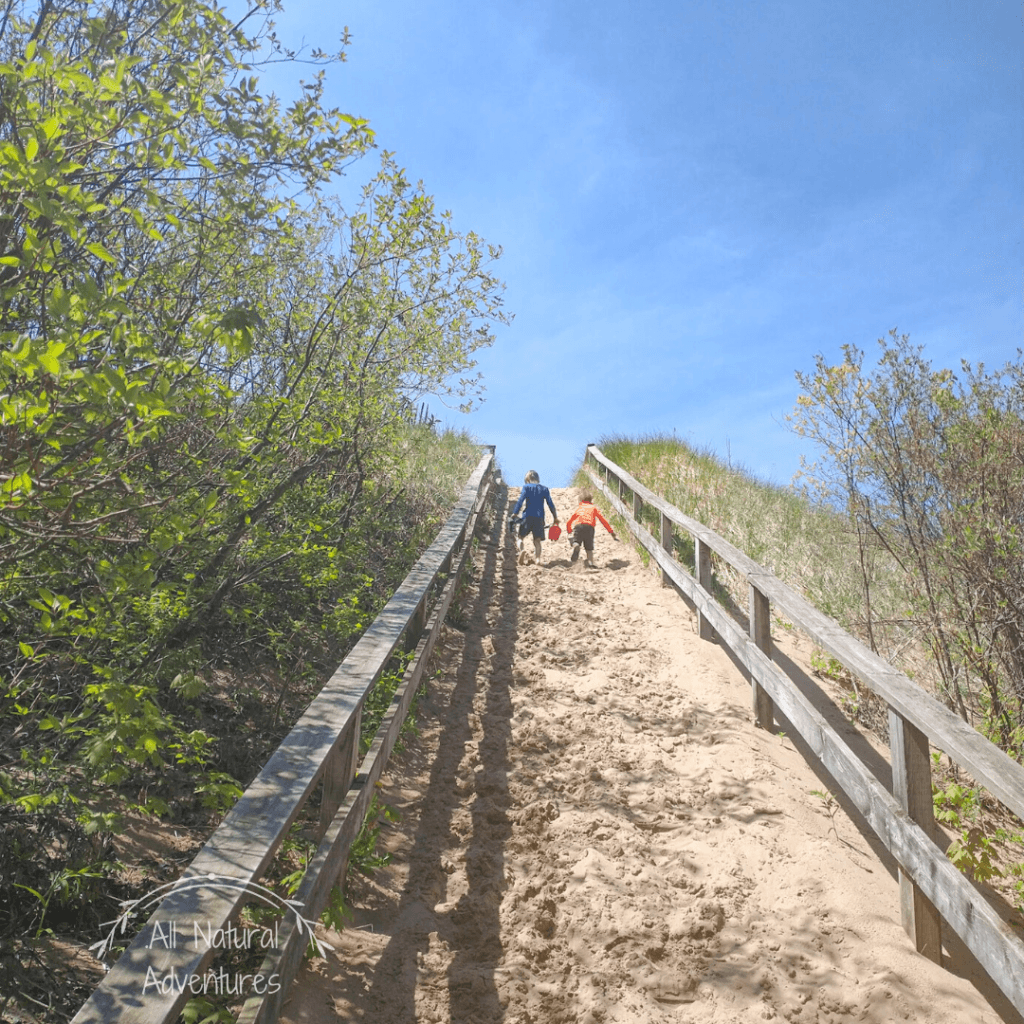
[585,434,905,645]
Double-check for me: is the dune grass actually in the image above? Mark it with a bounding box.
[577,433,911,660]
[394,424,486,508]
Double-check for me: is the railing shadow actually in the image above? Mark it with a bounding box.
[446,488,519,1022]
[349,485,517,1022]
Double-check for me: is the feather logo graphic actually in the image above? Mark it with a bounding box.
[90,872,331,962]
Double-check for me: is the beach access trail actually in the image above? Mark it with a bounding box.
[279,486,1011,1024]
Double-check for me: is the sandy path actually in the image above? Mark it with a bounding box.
[281,486,1014,1024]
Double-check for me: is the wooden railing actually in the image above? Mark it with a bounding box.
[71,449,498,1024]
[584,443,1024,1016]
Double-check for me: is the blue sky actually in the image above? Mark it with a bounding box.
[260,1,1021,488]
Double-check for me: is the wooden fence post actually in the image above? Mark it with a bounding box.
[748,583,774,730]
[406,594,427,651]
[695,536,715,641]
[889,708,942,962]
[660,512,673,587]
[319,709,361,836]
[632,489,642,523]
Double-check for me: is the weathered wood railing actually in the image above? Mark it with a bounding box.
[71,449,498,1024]
[585,443,1024,1016]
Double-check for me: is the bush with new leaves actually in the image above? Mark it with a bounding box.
[0,3,504,1016]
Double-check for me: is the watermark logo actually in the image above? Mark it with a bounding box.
[90,873,331,998]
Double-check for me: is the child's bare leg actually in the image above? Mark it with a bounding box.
[533,537,542,563]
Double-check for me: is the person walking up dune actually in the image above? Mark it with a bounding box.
[565,491,617,568]
[510,470,559,566]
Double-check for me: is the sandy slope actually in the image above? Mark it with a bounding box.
[280,486,1016,1024]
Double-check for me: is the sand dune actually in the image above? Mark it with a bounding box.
[280,486,1012,1024]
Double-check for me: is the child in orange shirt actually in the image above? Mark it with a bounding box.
[564,492,617,567]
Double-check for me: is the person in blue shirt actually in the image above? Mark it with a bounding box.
[510,470,559,566]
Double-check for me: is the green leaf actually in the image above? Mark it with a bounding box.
[85,242,116,263]
[37,342,65,374]
[143,795,171,817]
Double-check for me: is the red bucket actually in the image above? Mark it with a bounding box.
[547,524,561,542]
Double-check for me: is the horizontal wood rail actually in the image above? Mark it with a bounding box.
[72,449,498,1024]
[585,443,1024,1016]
